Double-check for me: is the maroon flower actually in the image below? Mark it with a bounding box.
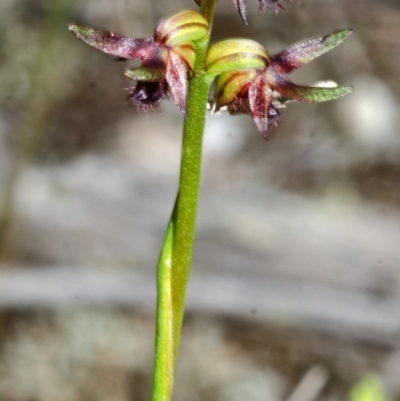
[206,30,353,140]
[69,10,208,114]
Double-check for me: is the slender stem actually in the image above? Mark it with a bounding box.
[150,1,217,401]
[170,0,216,362]
[170,64,211,360]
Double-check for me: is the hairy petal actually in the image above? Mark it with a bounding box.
[248,74,278,139]
[267,69,353,102]
[270,29,353,74]
[166,51,189,114]
[68,24,153,59]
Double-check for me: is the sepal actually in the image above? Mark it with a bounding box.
[155,10,208,46]
[68,24,153,59]
[266,68,353,102]
[206,39,269,76]
[271,29,353,74]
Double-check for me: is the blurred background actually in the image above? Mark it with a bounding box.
[0,0,399,400]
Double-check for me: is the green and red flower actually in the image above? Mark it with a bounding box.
[69,10,208,114]
[206,30,353,139]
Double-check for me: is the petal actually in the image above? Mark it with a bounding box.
[215,70,257,110]
[270,29,353,74]
[267,68,353,102]
[69,24,153,59]
[248,74,279,139]
[166,51,189,114]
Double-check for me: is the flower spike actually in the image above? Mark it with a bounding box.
[209,30,353,140]
[69,10,208,113]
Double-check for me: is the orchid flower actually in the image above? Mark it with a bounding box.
[206,30,353,139]
[69,10,208,114]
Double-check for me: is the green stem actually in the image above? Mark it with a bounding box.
[170,0,216,361]
[170,63,212,360]
[150,1,216,401]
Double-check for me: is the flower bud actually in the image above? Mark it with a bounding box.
[205,39,269,76]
